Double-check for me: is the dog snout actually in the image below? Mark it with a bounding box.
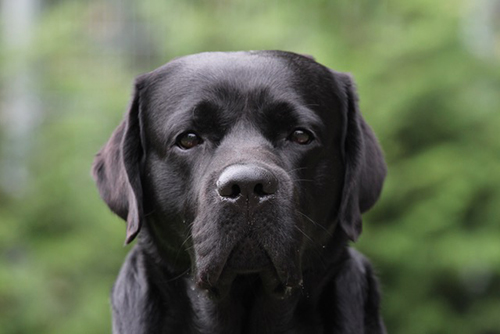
[216,165,278,207]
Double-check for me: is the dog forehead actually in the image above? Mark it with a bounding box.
[152,51,298,97]
[141,53,308,116]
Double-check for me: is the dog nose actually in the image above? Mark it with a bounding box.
[217,165,278,205]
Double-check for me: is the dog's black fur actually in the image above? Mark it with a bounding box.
[92,51,387,334]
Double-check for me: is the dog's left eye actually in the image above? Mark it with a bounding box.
[177,132,203,149]
[288,129,314,145]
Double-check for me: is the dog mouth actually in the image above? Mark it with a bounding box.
[198,268,302,302]
[225,236,273,272]
[195,236,303,301]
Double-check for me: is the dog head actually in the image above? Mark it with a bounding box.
[92,51,386,299]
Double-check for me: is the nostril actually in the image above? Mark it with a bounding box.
[254,183,264,197]
[254,183,267,197]
[256,179,278,197]
[230,184,241,198]
[217,181,242,198]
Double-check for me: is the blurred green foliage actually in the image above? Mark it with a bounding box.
[0,0,499,333]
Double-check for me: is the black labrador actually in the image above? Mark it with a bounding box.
[92,51,387,334]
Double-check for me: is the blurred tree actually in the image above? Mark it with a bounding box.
[0,0,498,333]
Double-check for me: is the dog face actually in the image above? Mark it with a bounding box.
[92,51,386,299]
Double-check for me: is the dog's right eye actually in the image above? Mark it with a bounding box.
[176,132,203,149]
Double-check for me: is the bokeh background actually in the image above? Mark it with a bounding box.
[0,0,499,333]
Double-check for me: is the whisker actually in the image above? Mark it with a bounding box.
[172,235,191,269]
[180,234,193,249]
[144,209,156,218]
[184,244,195,252]
[286,166,308,174]
[297,211,332,237]
[166,268,190,282]
[292,178,315,183]
[294,225,316,245]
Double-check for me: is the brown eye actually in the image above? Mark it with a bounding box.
[289,129,313,145]
[177,132,202,149]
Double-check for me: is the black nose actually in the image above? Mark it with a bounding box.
[216,165,278,207]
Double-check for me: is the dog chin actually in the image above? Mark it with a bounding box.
[197,268,302,302]
[195,245,303,301]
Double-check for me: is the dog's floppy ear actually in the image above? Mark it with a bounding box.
[336,72,387,241]
[92,77,146,244]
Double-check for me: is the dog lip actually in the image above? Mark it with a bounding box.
[195,257,229,290]
[225,237,272,269]
[195,239,302,301]
[195,238,270,290]
[270,258,303,288]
